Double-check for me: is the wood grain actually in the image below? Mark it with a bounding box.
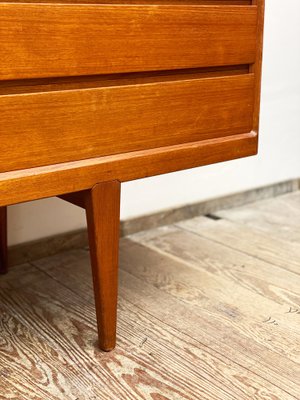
[31,241,300,398]
[129,228,300,363]
[0,4,257,80]
[85,182,121,351]
[1,192,298,398]
[0,132,257,207]
[0,206,7,274]
[0,261,289,400]
[216,191,300,243]
[125,235,300,396]
[177,215,300,276]
[0,74,254,173]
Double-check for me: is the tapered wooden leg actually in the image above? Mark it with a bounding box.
[85,181,121,351]
[0,206,8,274]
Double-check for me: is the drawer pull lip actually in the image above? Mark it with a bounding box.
[0,65,250,96]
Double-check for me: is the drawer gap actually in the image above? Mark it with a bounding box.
[0,1,253,5]
[0,65,250,95]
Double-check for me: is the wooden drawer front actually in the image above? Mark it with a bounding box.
[0,4,257,80]
[0,74,254,173]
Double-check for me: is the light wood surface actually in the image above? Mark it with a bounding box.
[216,191,300,243]
[0,192,299,398]
[178,214,300,276]
[0,4,257,80]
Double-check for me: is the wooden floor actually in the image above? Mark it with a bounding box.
[1,191,300,399]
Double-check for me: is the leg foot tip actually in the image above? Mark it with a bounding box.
[98,340,116,352]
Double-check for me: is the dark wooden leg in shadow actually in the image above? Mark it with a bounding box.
[59,182,121,351]
[85,182,121,351]
[0,206,8,274]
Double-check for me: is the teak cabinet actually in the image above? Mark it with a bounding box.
[0,0,264,351]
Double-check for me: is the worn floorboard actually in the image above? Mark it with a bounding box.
[176,216,300,276]
[215,191,300,243]
[0,192,300,399]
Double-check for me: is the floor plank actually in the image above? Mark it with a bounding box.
[176,216,300,276]
[33,249,295,400]
[128,230,300,392]
[1,263,220,400]
[1,191,300,399]
[216,191,300,243]
[130,225,300,323]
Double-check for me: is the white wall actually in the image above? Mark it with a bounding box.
[8,0,300,245]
